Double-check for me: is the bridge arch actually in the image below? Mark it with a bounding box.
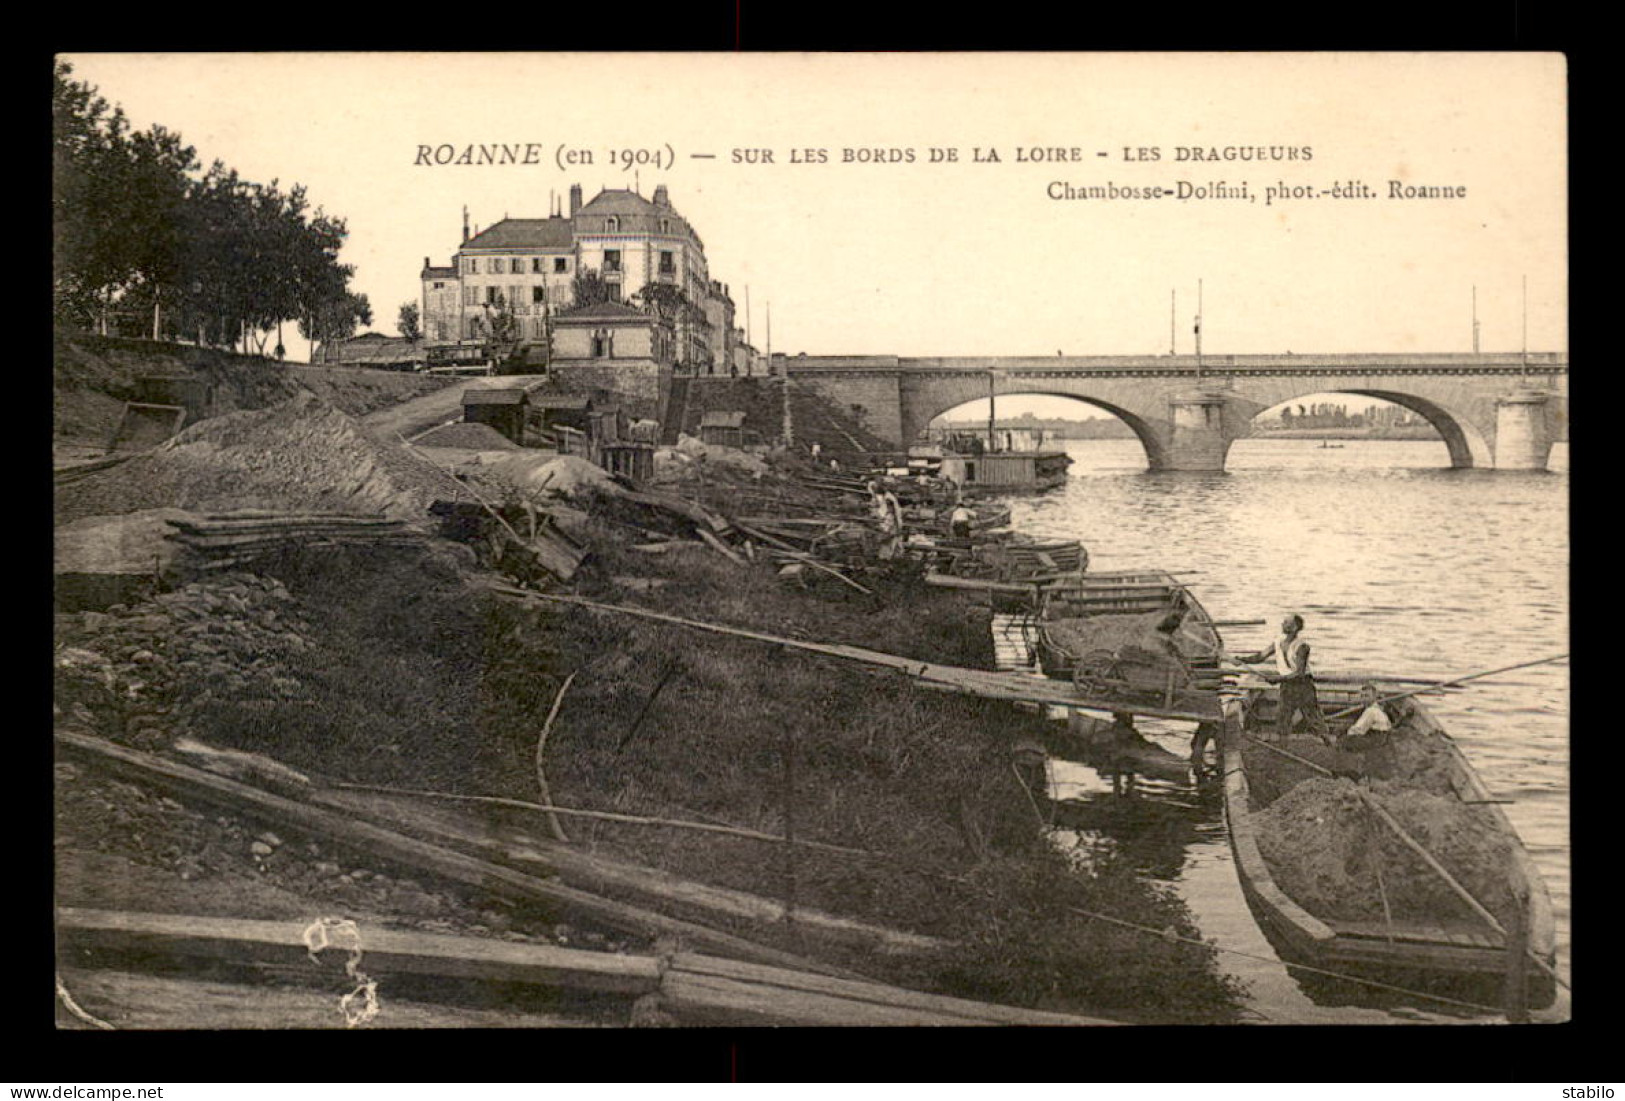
[1241,387,1494,468]
[921,391,1170,469]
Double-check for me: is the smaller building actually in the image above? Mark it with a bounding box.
[699,410,747,448]
[315,332,424,371]
[548,300,675,420]
[462,388,530,443]
[527,394,595,436]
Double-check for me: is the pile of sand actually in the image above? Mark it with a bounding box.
[1043,611,1197,671]
[477,453,621,500]
[55,392,469,525]
[657,434,770,477]
[1252,775,1519,926]
[410,422,520,451]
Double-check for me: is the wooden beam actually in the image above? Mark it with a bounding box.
[662,953,1115,1027]
[54,728,865,980]
[57,907,660,996]
[57,909,1117,1028]
[311,786,951,958]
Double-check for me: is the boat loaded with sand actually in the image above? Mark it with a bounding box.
[1035,570,1226,722]
[1221,681,1557,1008]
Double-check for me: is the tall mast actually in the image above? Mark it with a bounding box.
[1171,288,1177,355]
[987,369,997,451]
[1521,275,1529,384]
[1195,278,1204,381]
[1472,285,1480,354]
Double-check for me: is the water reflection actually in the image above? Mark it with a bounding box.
[1003,438,1569,1023]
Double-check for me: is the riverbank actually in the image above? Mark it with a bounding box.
[53,381,1246,1025]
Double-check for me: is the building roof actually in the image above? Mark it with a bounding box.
[577,189,666,218]
[422,265,457,279]
[552,300,656,323]
[575,188,700,244]
[462,217,573,250]
[700,411,747,428]
[462,388,529,406]
[529,395,593,410]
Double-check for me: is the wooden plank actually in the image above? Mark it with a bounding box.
[310,787,950,957]
[55,967,597,1029]
[659,969,996,1027]
[497,589,1221,720]
[57,908,661,997]
[54,728,866,980]
[669,953,1114,1026]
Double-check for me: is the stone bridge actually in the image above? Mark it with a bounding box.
[783,352,1570,471]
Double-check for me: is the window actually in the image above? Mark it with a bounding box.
[511,258,524,274]
[486,286,500,305]
[531,258,544,273]
[489,258,504,274]
[532,286,546,304]
[464,258,477,274]
[606,282,621,301]
[432,281,445,289]
[660,218,670,234]
[605,216,619,232]
[463,285,478,307]
[659,251,674,275]
[604,250,621,273]
[554,257,568,273]
[592,329,613,358]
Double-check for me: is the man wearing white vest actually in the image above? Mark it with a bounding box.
[1237,614,1330,744]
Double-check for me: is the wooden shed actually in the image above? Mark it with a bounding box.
[528,394,595,435]
[699,410,747,448]
[462,388,530,443]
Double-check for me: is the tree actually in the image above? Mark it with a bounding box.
[298,291,374,356]
[570,269,616,309]
[632,281,688,321]
[398,301,422,342]
[54,60,370,359]
[483,294,523,372]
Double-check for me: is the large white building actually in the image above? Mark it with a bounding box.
[421,184,756,374]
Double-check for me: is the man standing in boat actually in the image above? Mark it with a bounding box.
[1236,614,1331,745]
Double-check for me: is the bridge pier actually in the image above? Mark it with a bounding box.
[1160,390,1232,472]
[1494,389,1555,471]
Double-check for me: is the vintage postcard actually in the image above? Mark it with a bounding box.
[52,52,1568,1034]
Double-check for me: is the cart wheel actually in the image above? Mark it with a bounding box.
[1072,650,1122,694]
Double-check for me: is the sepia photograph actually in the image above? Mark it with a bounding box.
[51,51,1568,1033]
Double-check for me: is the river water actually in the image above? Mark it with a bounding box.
[1002,437,1570,1024]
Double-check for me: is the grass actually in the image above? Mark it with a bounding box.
[149,486,1245,1021]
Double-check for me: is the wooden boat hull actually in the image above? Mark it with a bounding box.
[1221,686,1557,1009]
[1035,571,1225,718]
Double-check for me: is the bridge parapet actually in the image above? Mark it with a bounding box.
[786,352,1567,378]
[790,354,1567,471]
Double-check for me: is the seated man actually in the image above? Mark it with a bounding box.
[1338,682,1392,750]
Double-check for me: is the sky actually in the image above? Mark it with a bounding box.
[62,52,1567,380]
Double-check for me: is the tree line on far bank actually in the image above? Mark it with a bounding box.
[52,61,372,359]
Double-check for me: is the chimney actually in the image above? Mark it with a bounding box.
[461,205,469,243]
[423,256,430,272]
[569,184,583,217]
[653,184,670,207]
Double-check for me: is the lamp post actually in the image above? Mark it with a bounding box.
[987,368,997,452]
[1194,278,1204,383]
